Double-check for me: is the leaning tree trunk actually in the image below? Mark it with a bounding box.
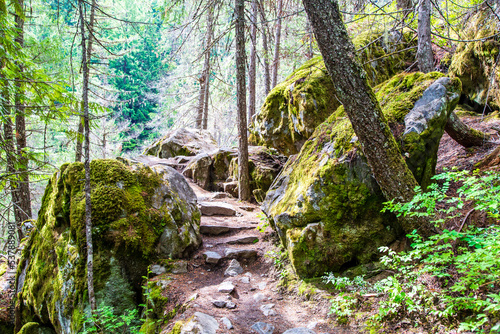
[196,4,214,129]
[271,0,282,89]
[259,0,271,96]
[417,0,434,73]
[14,0,32,227]
[445,111,491,147]
[79,0,96,312]
[302,0,431,236]
[248,0,258,124]
[235,0,250,201]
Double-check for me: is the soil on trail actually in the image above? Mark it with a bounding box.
[156,180,354,334]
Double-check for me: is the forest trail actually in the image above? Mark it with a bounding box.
[150,176,356,334]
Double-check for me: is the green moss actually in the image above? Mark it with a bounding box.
[265,72,461,277]
[16,322,54,334]
[450,10,500,110]
[16,159,201,333]
[250,31,418,156]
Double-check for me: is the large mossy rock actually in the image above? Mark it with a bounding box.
[144,128,218,158]
[262,72,461,278]
[249,31,416,156]
[449,9,500,110]
[15,159,201,333]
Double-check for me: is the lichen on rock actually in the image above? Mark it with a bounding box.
[15,159,201,333]
[262,72,461,278]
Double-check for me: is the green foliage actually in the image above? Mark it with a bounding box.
[81,305,141,334]
[109,20,170,152]
[322,170,500,331]
[383,169,500,226]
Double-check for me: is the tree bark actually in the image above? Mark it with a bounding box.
[196,4,214,129]
[75,115,84,162]
[202,70,210,130]
[302,0,431,236]
[271,0,282,89]
[417,0,434,73]
[14,0,32,226]
[1,78,23,241]
[445,111,491,147]
[248,0,257,125]
[258,0,271,95]
[79,0,96,312]
[235,0,250,201]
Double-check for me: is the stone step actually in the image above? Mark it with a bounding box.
[224,247,259,260]
[199,201,236,216]
[200,225,254,236]
[217,235,259,245]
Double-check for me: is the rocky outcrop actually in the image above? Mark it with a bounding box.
[144,128,218,158]
[449,9,500,111]
[183,146,286,201]
[15,159,202,333]
[249,31,417,156]
[262,72,461,277]
[229,146,287,202]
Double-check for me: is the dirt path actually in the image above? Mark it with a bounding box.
[154,180,355,334]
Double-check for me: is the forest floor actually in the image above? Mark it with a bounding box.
[153,180,354,334]
[153,115,500,334]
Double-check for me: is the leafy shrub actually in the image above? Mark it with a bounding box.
[323,169,500,332]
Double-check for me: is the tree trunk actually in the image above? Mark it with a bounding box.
[445,111,491,147]
[14,0,32,226]
[248,0,257,125]
[271,0,282,89]
[307,19,314,59]
[196,4,214,129]
[202,71,210,130]
[75,115,84,162]
[302,0,431,236]
[78,0,96,312]
[417,0,434,73]
[235,0,250,201]
[1,78,23,241]
[258,0,271,96]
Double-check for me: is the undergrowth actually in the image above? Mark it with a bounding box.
[323,169,500,333]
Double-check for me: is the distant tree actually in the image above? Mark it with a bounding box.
[196,1,214,130]
[248,0,257,124]
[417,0,434,73]
[110,22,169,152]
[235,0,250,201]
[271,0,283,89]
[78,0,96,312]
[258,0,271,96]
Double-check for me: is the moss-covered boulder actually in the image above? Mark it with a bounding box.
[16,322,55,334]
[144,128,218,158]
[249,31,416,156]
[449,9,500,111]
[15,159,202,333]
[229,146,288,202]
[262,72,461,278]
